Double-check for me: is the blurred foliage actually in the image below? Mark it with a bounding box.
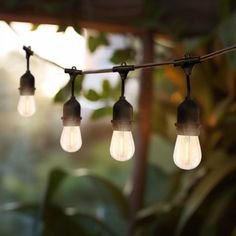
[84,79,121,120]
[54,75,84,103]
[0,1,236,236]
[132,0,167,31]
[45,9,236,236]
[0,168,129,236]
[88,32,109,53]
[109,47,136,64]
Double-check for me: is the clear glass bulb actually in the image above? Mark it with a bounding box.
[17,95,36,117]
[110,130,135,161]
[60,126,82,152]
[173,135,202,170]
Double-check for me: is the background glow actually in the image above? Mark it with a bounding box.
[0,21,86,98]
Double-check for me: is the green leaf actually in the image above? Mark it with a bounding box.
[47,169,128,235]
[145,164,170,205]
[42,204,118,236]
[99,32,109,45]
[73,25,82,35]
[88,32,109,53]
[101,79,111,99]
[102,80,110,93]
[71,212,117,236]
[43,169,68,206]
[149,135,176,173]
[110,48,135,64]
[176,159,236,236]
[74,75,84,94]
[54,76,84,103]
[42,205,91,236]
[111,80,122,100]
[75,169,128,218]
[42,168,128,218]
[88,36,98,53]
[31,24,39,31]
[57,25,68,32]
[90,106,112,120]
[54,81,71,103]
[84,89,100,101]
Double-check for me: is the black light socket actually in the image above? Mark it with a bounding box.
[19,71,35,95]
[112,96,133,131]
[175,97,200,136]
[62,96,81,126]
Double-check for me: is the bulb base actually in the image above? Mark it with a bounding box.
[175,97,200,136]
[62,96,81,126]
[175,124,200,136]
[111,96,133,131]
[19,71,35,95]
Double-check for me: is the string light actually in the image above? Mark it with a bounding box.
[110,63,135,161]
[18,46,36,117]
[19,45,236,169]
[61,67,82,152]
[173,57,201,170]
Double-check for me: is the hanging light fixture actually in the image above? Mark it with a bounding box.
[17,44,236,169]
[110,63,135,161]
[18,46,36,117]
[60,67,82,153]
[173,58,201,170]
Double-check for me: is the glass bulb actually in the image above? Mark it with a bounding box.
[17,95,36,117]
[110,130,135,161]
[60,126,82,152]
[173,135,201,170]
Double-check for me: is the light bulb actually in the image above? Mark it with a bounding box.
[173,135,201,170]
[110,130,135,161]
[17,95,36,117]
[60,126,82,152]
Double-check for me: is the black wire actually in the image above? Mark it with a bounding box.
[119,71,128,97]
[71,75,75,97]
[200,44,236,62]
[26,55,30,71]
[23,46,33,71]
[82,68,113,74]
[186,75,191,99]
[79,44,236,75]
[23,44,236,75]
[121,78,125,97]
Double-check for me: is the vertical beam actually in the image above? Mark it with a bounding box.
[129,31,154,232]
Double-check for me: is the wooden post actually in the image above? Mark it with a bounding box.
[129,31,154,233]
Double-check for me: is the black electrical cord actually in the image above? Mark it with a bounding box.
[23,44,236,76]
[186,75,191,99]
[199,44,236,62]
[23,46,33,71]
[70,44,236,75]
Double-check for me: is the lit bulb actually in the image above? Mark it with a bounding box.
[110,130,135,161]
[17,95,36,117]
[173,135,201,170]
[60,126,82,152]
